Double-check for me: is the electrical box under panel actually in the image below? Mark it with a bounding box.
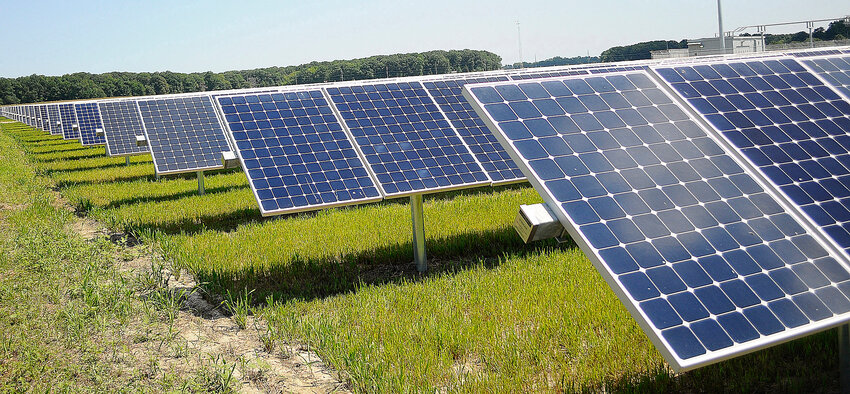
[135,135,148,147]
[221,151,240,169]
[514,203,567,243]
[95,128,104,137]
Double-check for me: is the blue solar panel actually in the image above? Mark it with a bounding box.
[423,76,526,184]
[98,101,150,156]
[510,69,589,80]
[465,71,850,372]
[58,103,78,140]
[326,81,489,197]
[791,49,844,58]
[46,105,62,135]
[137,95,232,175]
[656,58,850,257]
[74,102,106,146]
[801,55,850,98]
[217,89,383,215]
[38,106,50,133]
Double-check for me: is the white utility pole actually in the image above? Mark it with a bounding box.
[717,0,726,52]
[516,21,523,69]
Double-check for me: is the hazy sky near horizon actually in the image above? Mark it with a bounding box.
[0,1,847,78]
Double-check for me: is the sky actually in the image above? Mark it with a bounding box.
[0,1,847,78]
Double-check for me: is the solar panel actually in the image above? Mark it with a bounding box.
[137,95,232,175]
[326,81,489,197]
[38,106,49,132]
[423,76,526,184]
[656,58,850,257]
[801,55,850,99]
[46,105,62,135]
[791,49,844,58]
[58,103,78,140]
[216,89,383,215]
[98,100,150,156]
[74,102,106,146]
[510,69,589,80]
[464,71,850,372]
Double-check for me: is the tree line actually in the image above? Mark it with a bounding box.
[0,49,502,105]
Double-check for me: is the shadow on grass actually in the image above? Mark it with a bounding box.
[41,159,153,174]
[54,172,158,188]
[588,329,838,393]
[180,225,572,305]
[95,184,249,210]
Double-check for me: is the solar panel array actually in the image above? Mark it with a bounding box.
[98,100,150,156]
[217,90,383,215]
[465,69,850,371]
[137,95,232,174]
[327,81,490,197]
[58,103,78,140]
[74,102,106,146]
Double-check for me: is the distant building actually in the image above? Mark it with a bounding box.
[651,35,766,59]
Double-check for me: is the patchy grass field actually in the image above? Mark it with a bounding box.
[1,119,843,392]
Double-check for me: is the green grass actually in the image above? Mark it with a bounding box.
[2,118,844,392]
[0,122,237,391]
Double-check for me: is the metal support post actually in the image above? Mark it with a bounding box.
[125,156,131,166]
[841,324,850,393]
[410,194,427,272]
[197,171,205,195]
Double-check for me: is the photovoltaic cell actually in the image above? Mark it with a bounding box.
[47,104,62,136]
[656,59,850,257]
[38,106,50,134]
[58,103,78,140]
[217,90,382,215]
[510,69,589,80]
[98,101,150,156]
[465,71,850,372]
[327,81,489,197]
[801,55,850,98]
[137,95,232,175]
[423,76,526,184]
[74,102,106,146]
[791,49,844,58]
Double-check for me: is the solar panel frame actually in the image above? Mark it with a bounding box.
[463,70,850,372]
[214,88,384,216]
[97,99,151,157]
[325,80,491,198]
[137,94,232,175]
[74,102,106,146]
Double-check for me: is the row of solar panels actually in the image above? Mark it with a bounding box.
[5,46,850,372]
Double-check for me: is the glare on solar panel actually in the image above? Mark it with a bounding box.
[326,81,490,198]
[801,55,850,99]
[216,89,383,215]
[464,70,850,372]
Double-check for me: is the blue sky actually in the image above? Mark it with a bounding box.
[0,1,847,77]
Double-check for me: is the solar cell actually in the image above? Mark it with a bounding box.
[656,58,850,258]
[38,106,50,133]
[46,105,62,135]
[137,95,232,175]
[58,103,78,140]
[801,55,850,98]
[464,71,850,372]
[791,49,844,58]
[216,89,383,215]
[423,76,526,184]
[74,102,106,146]
[326,81,489,197]
[98,100,150,156]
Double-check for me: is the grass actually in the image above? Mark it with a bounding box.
[0,122,238,391]
[2,118,845,391]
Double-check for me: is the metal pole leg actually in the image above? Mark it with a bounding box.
[410,194,427,272]
[197,171,205,196]
[125,156,131,166]
[841,324,850,393]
